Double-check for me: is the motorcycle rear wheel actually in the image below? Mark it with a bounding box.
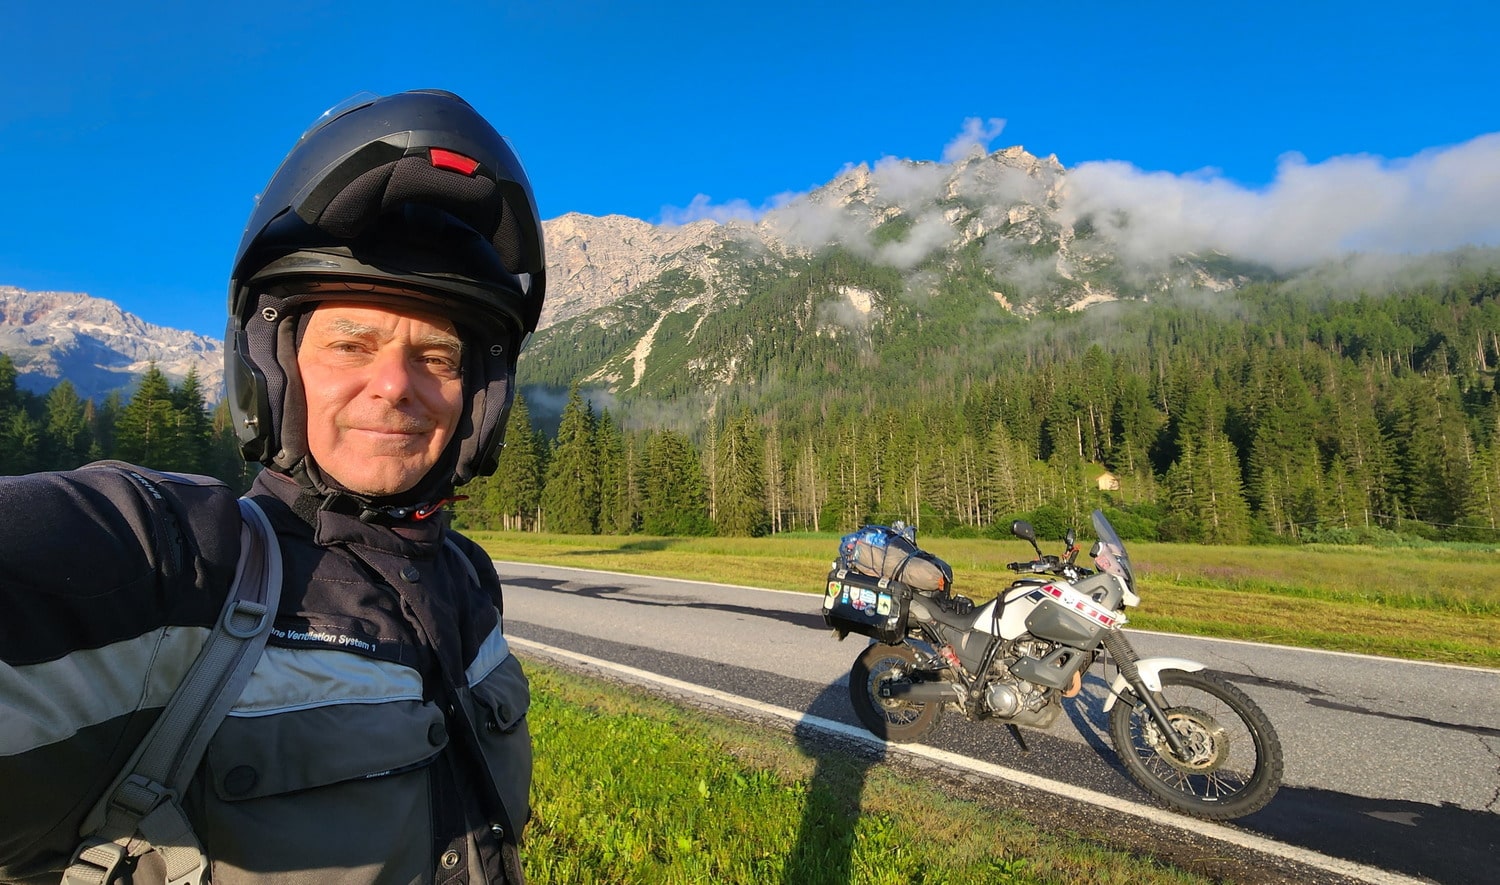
[849,642,944,743]
[1109,669,1283,820]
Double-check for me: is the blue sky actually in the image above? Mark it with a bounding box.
[2,0,1496,339]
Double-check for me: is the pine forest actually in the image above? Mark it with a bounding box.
[7,253,1500,546]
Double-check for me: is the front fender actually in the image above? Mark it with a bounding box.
[1100,657,1205,712]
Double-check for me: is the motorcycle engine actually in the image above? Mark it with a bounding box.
[984,639,1059,725]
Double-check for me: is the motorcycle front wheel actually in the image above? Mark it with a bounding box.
[1109,669,1283,820]
[848,642,944,743]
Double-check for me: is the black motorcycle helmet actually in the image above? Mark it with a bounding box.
[226,89,546,508]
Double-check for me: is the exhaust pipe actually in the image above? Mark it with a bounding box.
[881,681,958,703]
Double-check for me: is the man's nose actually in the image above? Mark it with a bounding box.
[368,347,420,400]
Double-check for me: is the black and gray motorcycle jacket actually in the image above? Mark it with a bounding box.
[0,462,532,884]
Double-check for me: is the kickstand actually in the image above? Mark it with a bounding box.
[1006,723,1030,752]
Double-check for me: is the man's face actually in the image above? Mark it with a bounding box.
[297,302,465,497]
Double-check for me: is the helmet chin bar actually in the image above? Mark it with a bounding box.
[291,441,464,518]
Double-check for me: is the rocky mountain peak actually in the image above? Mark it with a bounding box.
[0,286,223,402]
[541,212,758,327]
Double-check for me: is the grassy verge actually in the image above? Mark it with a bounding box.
[470,531,1500,668]
[522,662,1213,885]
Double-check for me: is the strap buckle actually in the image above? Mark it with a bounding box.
[63,838,130,885]
[109,773,173,817]
[223,598,271,639]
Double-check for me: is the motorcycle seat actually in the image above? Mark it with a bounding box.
[912,594,979,630]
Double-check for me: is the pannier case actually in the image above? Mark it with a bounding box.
[823,567,910,644]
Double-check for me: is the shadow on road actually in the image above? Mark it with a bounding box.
[781,679,884,885]
[546,538,687,556]
[1239,785,1499,885]
[504,575,832,631]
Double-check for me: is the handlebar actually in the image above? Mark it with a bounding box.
[1007,558,1095,579]
[1007,558,1058,574]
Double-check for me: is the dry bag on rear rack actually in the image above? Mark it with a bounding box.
[836,524,953,593]
[822,567,912,644]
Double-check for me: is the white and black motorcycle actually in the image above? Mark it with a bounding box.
[823,510,1283,820]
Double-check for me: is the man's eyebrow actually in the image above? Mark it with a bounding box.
[321,317,463,353]
[323,317,380,338]
[416,330,464,354]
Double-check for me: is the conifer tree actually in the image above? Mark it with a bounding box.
[713,412,769,536]
[92,391,122,461]
[0,354,19,416]
[1322,363,1395,528]
[762,417,789,533]
[1197,434,1253,544]
[171,367,214,474]
[489,393,545,531]
[1389,375,1472,527]
[791,440,827,532]
[41,380,91,470]
[1463,432,1500,536]
[540,385,599,533]
[640,429,711,535]
[114,364,185,468]
[208,399,258,493]
[0,410,41,475]
[594,409,634,534]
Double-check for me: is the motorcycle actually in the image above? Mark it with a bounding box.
[823,510,1283,820]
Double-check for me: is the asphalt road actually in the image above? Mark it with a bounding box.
[495,560,1500,885]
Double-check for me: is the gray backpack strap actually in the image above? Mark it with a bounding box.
[64,497,282,885]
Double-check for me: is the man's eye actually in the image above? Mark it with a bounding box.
[421,355,461,373]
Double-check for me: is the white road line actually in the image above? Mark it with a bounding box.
[510,634,1432,885]
[493,559,1496,674]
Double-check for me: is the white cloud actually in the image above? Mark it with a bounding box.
[870,157,949,209]
[875,212,958,269]
[942,117,1008,162]
[763,197,865,251]
[1060,133,1500,270]
[665,122,1500,279]
[657,193,762,226]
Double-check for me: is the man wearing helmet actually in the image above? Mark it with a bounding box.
[1,91,543,884]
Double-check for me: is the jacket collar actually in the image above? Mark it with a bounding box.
[251,471,448,556]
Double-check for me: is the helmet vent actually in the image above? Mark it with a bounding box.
[319,156,498,243]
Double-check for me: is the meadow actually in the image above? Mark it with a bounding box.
[472,531,1500,667]
[521,662,1219,885]
[479,531,1497,883]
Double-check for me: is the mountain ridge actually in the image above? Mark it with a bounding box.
[4,142,1490,408]
[0,286,223,402]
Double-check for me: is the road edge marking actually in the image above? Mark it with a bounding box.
[493,559,1497,674]
[510,634,1432,885]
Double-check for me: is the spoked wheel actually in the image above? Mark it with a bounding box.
[848,642,944,742]
[1109,669,1283,820]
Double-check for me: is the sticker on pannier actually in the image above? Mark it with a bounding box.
[823,568,910,644]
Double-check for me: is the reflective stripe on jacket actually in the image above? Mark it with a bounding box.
[0,463,531,885]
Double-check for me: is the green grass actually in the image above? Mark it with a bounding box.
[522,662,1212,885]
[470,531,1500,668]
[482,536,1481,881]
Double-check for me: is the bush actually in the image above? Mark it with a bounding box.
[1023,504,1072,542]
[1443,516,1500,544]
[1155,513,1202,544]
[1098,507,1157,542]
[1300,524,1360,545]
[1247,518,1295,546]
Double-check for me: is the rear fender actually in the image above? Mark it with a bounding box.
[1100,657,1205,712]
